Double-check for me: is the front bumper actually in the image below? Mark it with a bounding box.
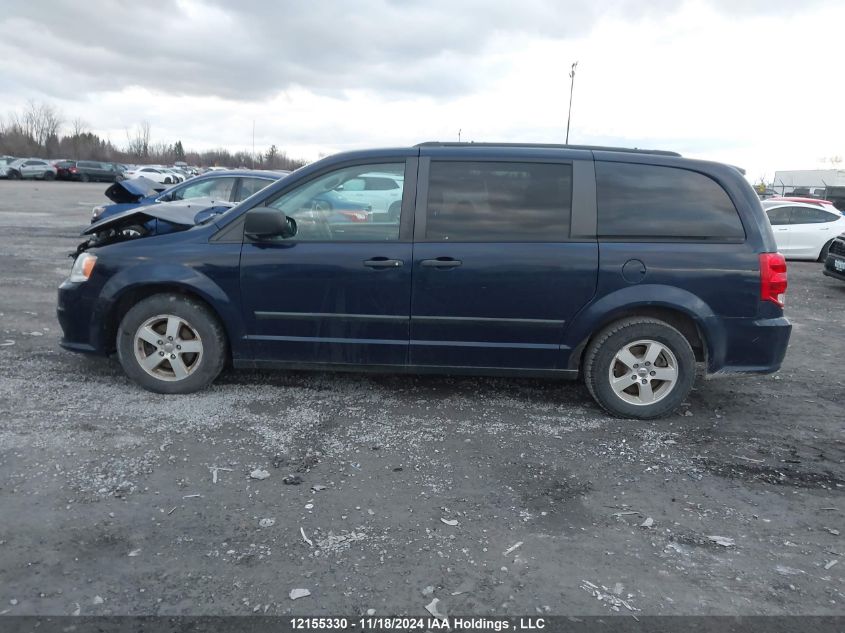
[57,279,107,355]
[823,251,845,282]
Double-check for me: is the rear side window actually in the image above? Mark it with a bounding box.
[237,177,273,200]
[596,162,745,239]
[425,161,572,241]
[790,206,838,224]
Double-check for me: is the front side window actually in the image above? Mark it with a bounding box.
[171,177,236,201]
[265,162,405,241]
[425,161,572,241]
[596,162,745,239]
[766,207,791,226]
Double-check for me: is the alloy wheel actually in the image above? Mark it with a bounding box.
[133,314,203,381]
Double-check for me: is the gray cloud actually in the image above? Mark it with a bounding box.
[0,0,830,103]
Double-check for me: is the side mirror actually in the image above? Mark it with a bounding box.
[244,207,297,240]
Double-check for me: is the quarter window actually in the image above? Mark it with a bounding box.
[596,162,745,239]
[425,161,572,241]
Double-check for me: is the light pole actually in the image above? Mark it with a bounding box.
[566,61,578,145]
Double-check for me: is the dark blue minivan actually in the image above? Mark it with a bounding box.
[57,143,791,418]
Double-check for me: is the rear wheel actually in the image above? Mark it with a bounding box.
[116,294,228,394]
[583,317,696,419]
[43,171,55,180]
[388,201,401,221]
[79,173,89,183]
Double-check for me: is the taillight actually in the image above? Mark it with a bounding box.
[760,253,787,307]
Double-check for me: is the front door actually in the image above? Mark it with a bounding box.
[239,159,416,366]
[409,157,598,370]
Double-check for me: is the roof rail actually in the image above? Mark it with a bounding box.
[414,141,681,157]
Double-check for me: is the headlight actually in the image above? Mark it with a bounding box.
[92,205,105,220]
[69,253,97,283]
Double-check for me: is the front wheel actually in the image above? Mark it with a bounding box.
[583,317,696,419]
[116,294,228,394]
[7,170,21,180]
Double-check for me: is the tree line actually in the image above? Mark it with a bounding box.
[0,100,306,171]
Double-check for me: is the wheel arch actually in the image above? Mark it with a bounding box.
[95,266,245,359]
[565,285,718,373]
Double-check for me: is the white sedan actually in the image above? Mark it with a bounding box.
[762,200,845,260]
[123,166,178,184]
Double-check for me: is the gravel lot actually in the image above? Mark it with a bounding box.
[0,180,843,617]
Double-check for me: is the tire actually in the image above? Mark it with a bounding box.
[7,170,21,180]
[818,240,833,262]
[80,173,89,183]
[388,201,401,221]
[164,177,172,184]
[116,294,228,394]
[583,317,696,419]
[43,171,55,181]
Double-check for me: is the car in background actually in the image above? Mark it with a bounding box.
[822,234,845,282]
[91,170,289,223]
[762,200,845,260]
[332,171,403,220]
[768,196,842,215]
[0,155,16,178]
[161,167,186,183]
[4,158,57,180]
[122,166,179,184]
[56,160,124,183]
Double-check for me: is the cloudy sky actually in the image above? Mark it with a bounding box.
[1,0,843,180]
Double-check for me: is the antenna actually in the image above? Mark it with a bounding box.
[566,61,578,145]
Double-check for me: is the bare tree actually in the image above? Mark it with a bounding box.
[125,121,152,159]
[22,100,63,148]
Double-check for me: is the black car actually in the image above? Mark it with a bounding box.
[56,160,124,183]
[822,233,845,281]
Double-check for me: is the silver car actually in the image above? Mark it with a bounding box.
[5,158,57,180]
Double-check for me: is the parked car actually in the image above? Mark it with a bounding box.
[767,196,842,215]
[58,143,791,419]
[332,171,404,219]
[762,200,845,260]
[0,155,16,178]
[5,158,57,180]
[56,160,124,183]
[91,170,290,223]
[822,233,845,282]
[122,166,179,184]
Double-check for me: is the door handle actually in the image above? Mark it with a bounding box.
[363,258,403,269]
[421,257,463,268]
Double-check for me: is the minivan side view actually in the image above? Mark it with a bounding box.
[57,143,791,419]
